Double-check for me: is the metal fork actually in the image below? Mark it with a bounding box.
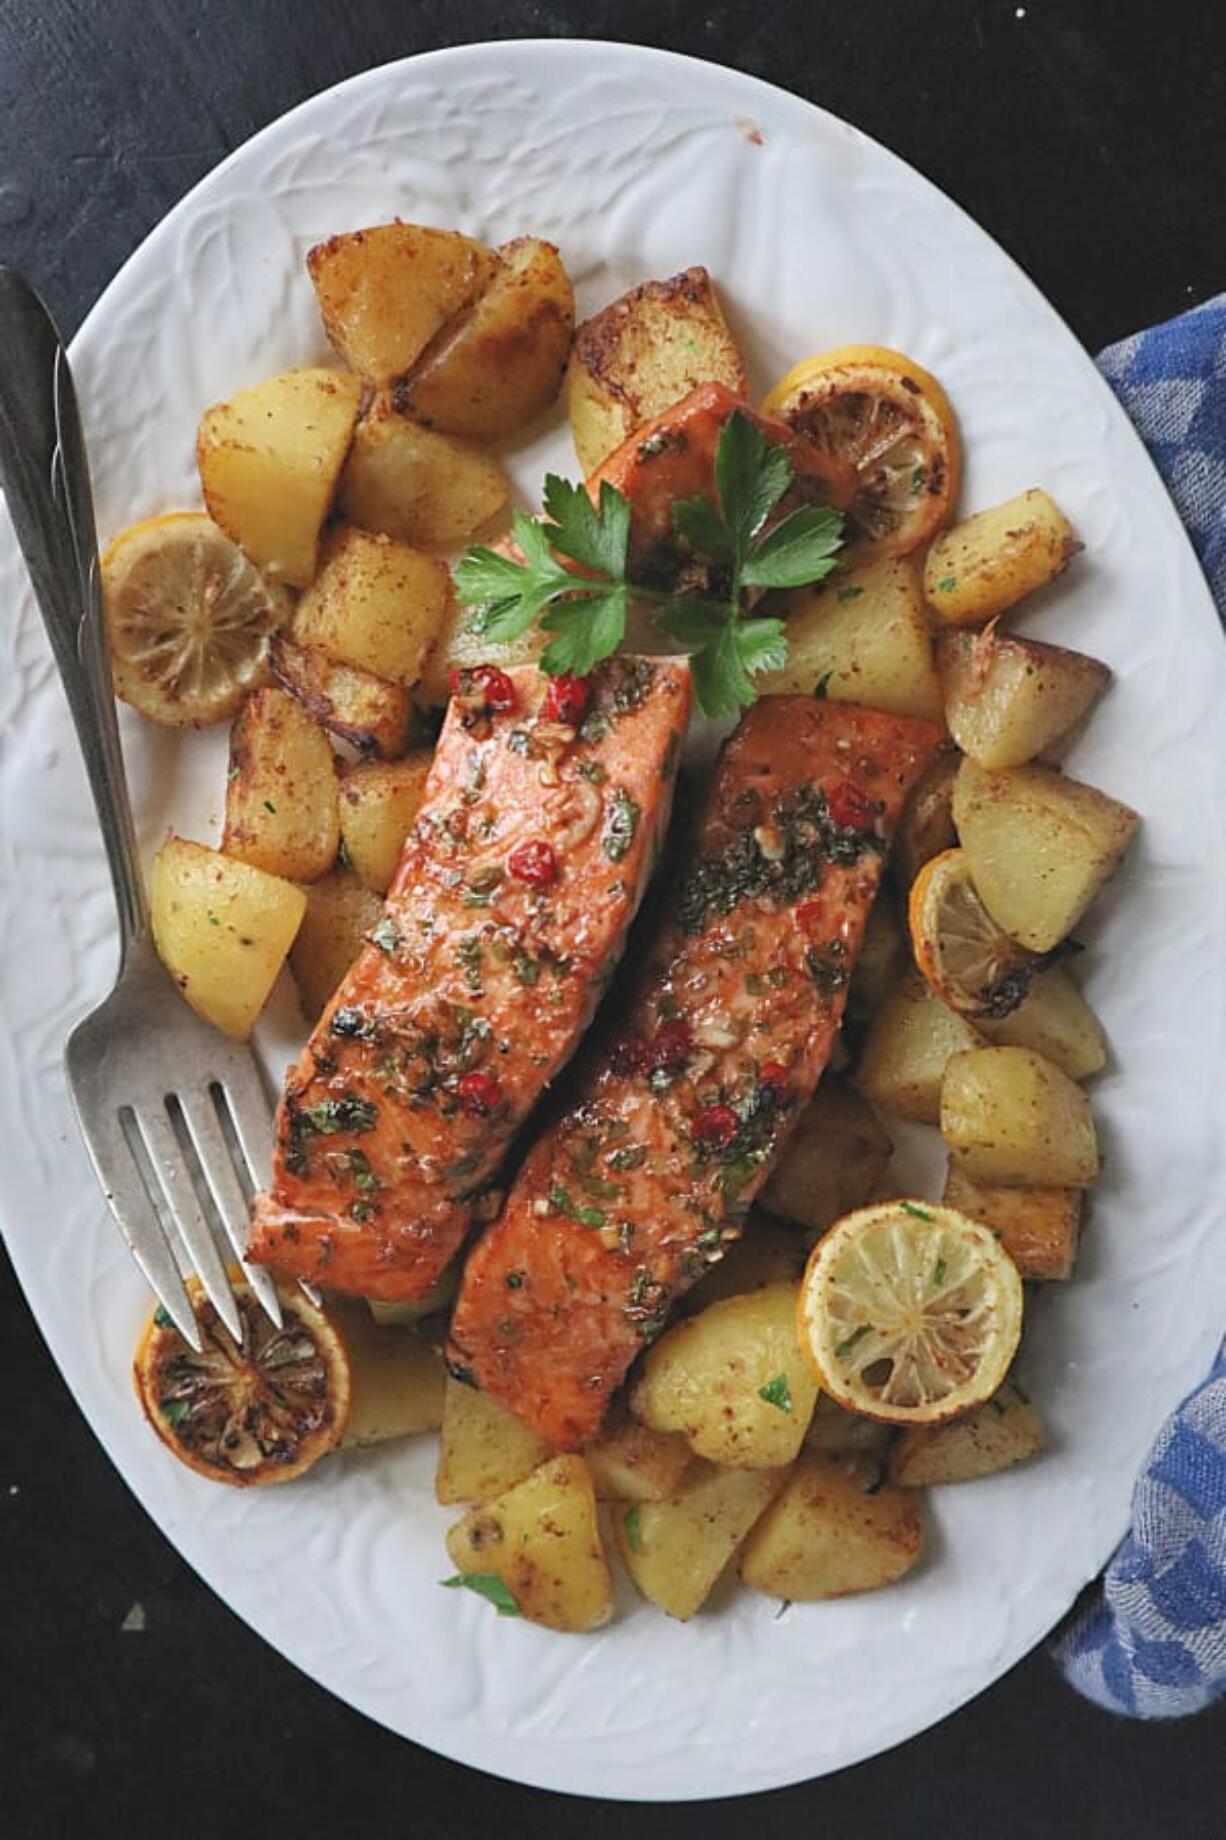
[0,267,282,1351]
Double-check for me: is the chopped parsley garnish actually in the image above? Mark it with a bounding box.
[440,1573,521,1617]
[455,412,843,718]
[262,798,277,814]
[300,1095,378,1136]
[900,1201,934,1222]
[937,575,957,593]
[758,1373,793,1412]
[602,787,640,862]
[331,1006,378,1041]
[370,916,402,954]
[623,1505,644,1553]
[506,1271,524,1289]
[548,1184,607,1229]
[511,950,540,987]
[153,1306,173,1329]
[933,1256,948,1288]
[160,1398,188,1424]
[834,1323,872,1359]
[836,585,863,603]
[608,1145,647,1173]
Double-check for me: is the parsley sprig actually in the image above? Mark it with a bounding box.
[454,411,843,718]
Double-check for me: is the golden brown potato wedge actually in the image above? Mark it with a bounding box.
[938,627,1110,769]
[150,836,305,1041]
[760,1078,892,1236]
[632,1283,818,1469]
[435,1377,553,1505]
[398,237,574,439]
[739,1452,923,1601]
[566,266,748,474]
[307,222,500,387]
[855,972,986,1124]
[339,393,510,551]
[892,750,960,890]
[924,488,1080,627]
[329,1304,446,1448]
[952,757,1139,953]
[614,1461,787,1621]
[338,753,434,894]
[584,1410,694,1503]
[684,1215,807,1311]
[942,1164,1083,1279]
[759,555,943,721]
[288,868,383,1021]
[941,1045,1099,1186]
[976,964,1106,1081]
[270,634,416,760]
[222,687,339,882]
[445,1455,613,1631]
[889,1379,1044,1485]
[293,525,452,686]
[197,367,363,587]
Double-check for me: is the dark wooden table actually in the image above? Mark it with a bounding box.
[2,3,1223,1835]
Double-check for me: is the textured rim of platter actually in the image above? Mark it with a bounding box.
[1,40,1223,1803]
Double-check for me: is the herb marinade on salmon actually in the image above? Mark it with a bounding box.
[248,657,692,1301]
[447,698,943,1447]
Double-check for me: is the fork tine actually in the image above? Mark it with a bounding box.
[178,1088,283,1330]
[78,1109,202,1352]
[135,1104,243,1344]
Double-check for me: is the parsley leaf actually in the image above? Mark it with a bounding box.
[623,1505,644,1554]
[544,476,630,579]
[900,1201,934,1222]
[740,504,843,589]
[440,1573,521,1617]
[758,1373,793,1412]
[714,409,792,558]
[540,581,628,676]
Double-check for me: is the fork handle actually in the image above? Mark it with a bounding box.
[0,267,148,953]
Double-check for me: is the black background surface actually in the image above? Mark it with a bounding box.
[1,3,1223,1836]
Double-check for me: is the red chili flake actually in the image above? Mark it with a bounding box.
[610,1034,651,1076]
[456,1070,502,1116]
[449,664,517,714]
[758,1060,788,1098]
[542,673,591,725]
[507,839,558,886]
[795,898,825,937]
[651,1019,692,1071]
[691,1103,739,1149]
[827,780,876,832]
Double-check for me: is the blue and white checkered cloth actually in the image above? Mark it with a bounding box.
[1051,294,1226,1718]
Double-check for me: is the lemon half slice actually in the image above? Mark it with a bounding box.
[762,344,959,556]
[909,847,1039,1018]
[134,1277,350,1485]
[797,1201,1023,1424]
[103,511,291,726]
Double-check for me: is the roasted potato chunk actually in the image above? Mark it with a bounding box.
[941,1045,1099,1186]
[953,757,1139,952]
[584,1410,693,1503]
[222,687,339,882]
[197,367,362,587]
[435,1378,553,1505]
[338,753,434,894]
[417,589,548,705]
[684,1215,806,1311]
[330,1304,446,1448]
[632,1283,818,1468]
[288,868,382,1020]
[759,556,943,721]
[151,836,305,1041]
[445,1455,613,1632]
[760,1078,892,1236]
[889,1379,1044,1485]
[400,237,574,440]
[892,750,959,890]
[339,393,510,551]
[307,222,499,387]
[938,627,1110,769]
[924,488,1079,627]
[943,1164,1083,1279]
[293,525,452,686]
[566,266,748,474]
[739,1452,923,1601]
[270,633,415,760]
[976,964,1106,1081]
[855,972,986,1124]
[614,1461,787,1621]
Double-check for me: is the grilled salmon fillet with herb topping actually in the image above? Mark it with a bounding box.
[248,657,692,1301]
[447,697,943,1447]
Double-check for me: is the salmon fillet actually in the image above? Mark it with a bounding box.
[248,657,692,1300]
[447,697,943,1447]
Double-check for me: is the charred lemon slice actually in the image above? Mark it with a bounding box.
[909,847,1039,1019]
[103,511,290,727]
[762,345,959,556]
[797,1201,1023,1424]
[134,1277,350,1485]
